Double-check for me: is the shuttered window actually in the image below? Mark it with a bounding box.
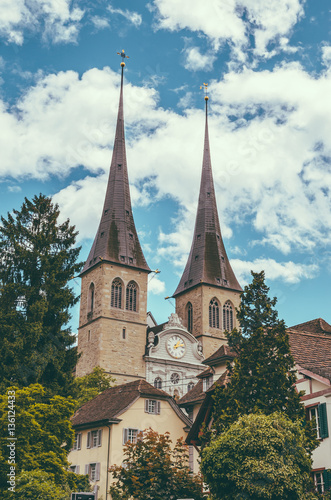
[145,399,161,415]
[73,432,81,450]
[123,428,143,445]
[85,463,100,482]
[86,429,102,448]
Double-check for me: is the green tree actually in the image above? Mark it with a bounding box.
[0,194,82,395]
[201,412,315,500]
[7,470,70,500]
[0,384,89,497]
[73,366,115,409]
[211,271,307,435]
[109,428,205,500]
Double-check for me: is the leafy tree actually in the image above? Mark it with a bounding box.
[7,470,70,500]
[211,271,307,435]
[0,384,88,497]
[201,412,316,500]
[0,194,82,395]
[109,428,205,500]
[73,366,115,409]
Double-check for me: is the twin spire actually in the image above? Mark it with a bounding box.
[82,52,241,296]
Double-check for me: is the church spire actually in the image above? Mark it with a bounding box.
[173,88,241,296]
[82,51,150,275]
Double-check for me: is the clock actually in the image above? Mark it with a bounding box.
[166,335,186,359]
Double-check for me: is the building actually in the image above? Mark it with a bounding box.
[68,379,191,500]
[76,58,241,393]
[180,318,331,494]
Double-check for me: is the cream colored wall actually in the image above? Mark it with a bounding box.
[76,262,148,380]
[68,397,189,500]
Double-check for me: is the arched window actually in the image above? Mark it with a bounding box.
[126,281,137,311]
[111,278,122,308]
[88,283,95,314]
[209,298,220,328]
[187,302,193,333]
[187,381,195,392]
[154,377,162,389]
[223,301,234,331]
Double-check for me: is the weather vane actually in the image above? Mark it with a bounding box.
[200,82,209,100]
[117,49,129,67]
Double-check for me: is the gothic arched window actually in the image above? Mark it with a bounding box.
[126,281,137,311]
[154,377,162,389]
[111,278,122,308]
[223,301,234,331]
[187,302,193,332]
[209,298,220,328]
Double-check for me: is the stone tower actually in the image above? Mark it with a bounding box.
[173,92,242,359]
[76,56,151,384]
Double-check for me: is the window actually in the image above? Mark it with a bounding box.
[209,298,220,328]
[223,301,233,331]
[70,465,80,474]
[123,428,142,445]
[85,463,100,482]
[87,429,102,448]
[313,470,331,494]
[88,283,94,318]
[307,403,329,439]
[126,281,137,311]
[73,432,81,451]
[145,399,161,415]
[187,302,193,333]
[154,377,162,389]
[203,375,214,391]
[111,279,122,308]
[122,328,126,340]
[187,382,195,392]
[170,373,180,385]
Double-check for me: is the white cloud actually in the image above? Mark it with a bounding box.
[322,45,331,67]
[0,0,84,44]
[183,47,216,72]
[148,275,166,294]
[107,5,142,28]
[231,258,318,285]
[152,0,304,61]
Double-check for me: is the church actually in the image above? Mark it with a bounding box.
[75,55,242,399]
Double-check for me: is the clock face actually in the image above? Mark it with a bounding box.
[167,335,186,359]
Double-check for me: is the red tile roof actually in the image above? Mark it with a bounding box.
[203,344,236,366]
[289,318,331,335]
[288,329,331,381]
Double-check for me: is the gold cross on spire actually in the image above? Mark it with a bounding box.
[200,82,209,100]
[117,49,130,67]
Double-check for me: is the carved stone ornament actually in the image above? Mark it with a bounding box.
[163,313,185,330]
[197,341,203,355]
[147,331,155,348]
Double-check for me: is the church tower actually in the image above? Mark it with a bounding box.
[173,88,242,359]
[76,53,151,383]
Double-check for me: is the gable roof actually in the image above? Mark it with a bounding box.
[203,344,236,366]
[288,329,331,381]
[72,379,191,428]
[289,318,331,335]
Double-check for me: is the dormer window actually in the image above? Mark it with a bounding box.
[203,375,214,391]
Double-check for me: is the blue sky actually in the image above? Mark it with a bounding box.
[1,0,331,332]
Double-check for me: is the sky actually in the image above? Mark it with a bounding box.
[0,0,331,333]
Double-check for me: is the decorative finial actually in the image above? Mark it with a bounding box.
[200,82,209,100]
[117,49,129,67]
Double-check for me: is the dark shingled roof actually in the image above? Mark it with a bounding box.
[288,329,331,381]
[177,379,205,406]
[289,318,331,335]
[72,379,191,428]
[173,100,241,297]
[203,344,236,366]
[81,66,150,275]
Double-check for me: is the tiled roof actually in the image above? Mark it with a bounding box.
[177,379,204,406]
[288,329,331,381]
[173,100,241,297]
[73,379,174,427]
[289,318,331,335]
[81,66,150,275]
[203,344,236,366]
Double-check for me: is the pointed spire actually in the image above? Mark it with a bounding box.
[82,54,150,275]
[173,92,241,296]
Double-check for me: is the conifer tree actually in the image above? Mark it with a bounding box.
[212,271,306,435]
[0,194,82,395]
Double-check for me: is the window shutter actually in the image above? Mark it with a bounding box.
[157,401,161,415]
[123,428,128,445]
[87,431,91,448]
[145,399,149,413]
[76,465,80,474]
[98,429,102,447]
[85,464,89,476]
[96,463,100,481]
[78,433,81,450]
[318,403,329,439]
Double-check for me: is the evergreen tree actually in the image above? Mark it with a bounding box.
[212,271,306,434]
[0,194,82,394]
